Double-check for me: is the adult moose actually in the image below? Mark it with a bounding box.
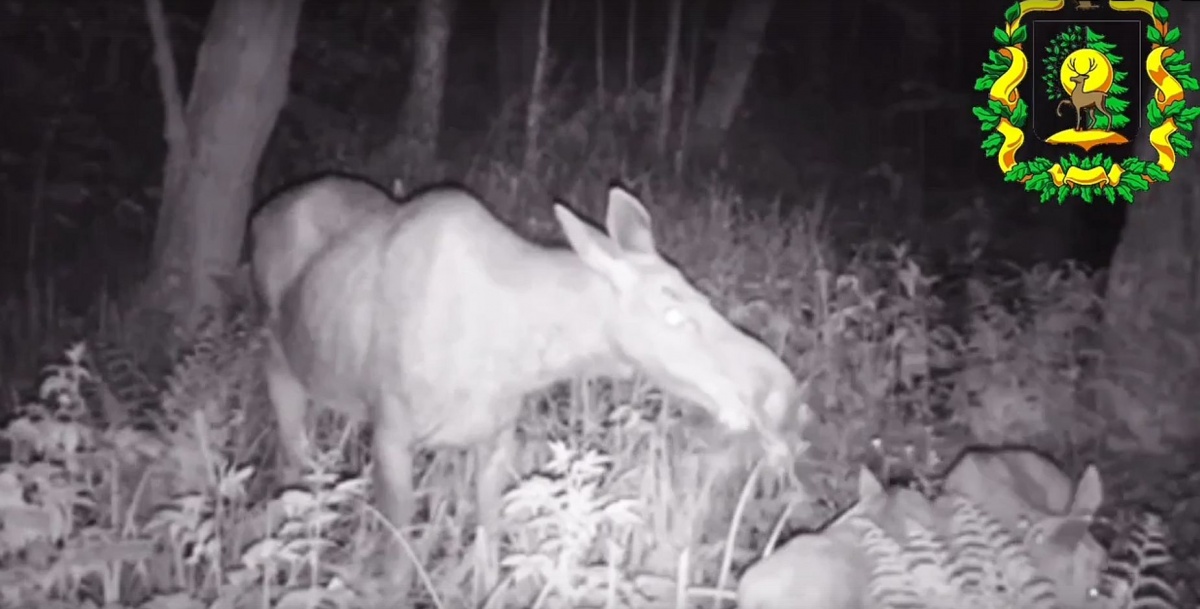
[249,175,803,593]
[1056,57,1115,131]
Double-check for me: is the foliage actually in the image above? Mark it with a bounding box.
[2,161,1167,607]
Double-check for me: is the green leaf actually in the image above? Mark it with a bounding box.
[994,27,1011,46]
[1057,185,1071,205]
[1107,98,1130,114]
[1179,75,1199,91]
[1165,50,1187,66]
[1148,26,1164,45]
[1148,99,1165,127]
[973,105,997,121]
[1005,2,1022,23]
[1154,2,1170,21]
[1170,132,1193,156]
[988,50,1011,67]
[1081,186,1095,204]
[1010,25,1028,45]
[975,76,997,91]
[1111,114,1131,130]
[1011,99,1029,127]
[1164,27,1182,46]
[983,63,1008,77]
[1164,100,1185,117]
[1109,83,1129,96]
[1166,61,1193,77]
[1039,183,1056,203]
[1179,106,1200,124]
[1117,184,1134,203]
[982,132,1004,155]
[1145,162,1171,182]
[1124,174,1151,191]
[1103,185,1116,204]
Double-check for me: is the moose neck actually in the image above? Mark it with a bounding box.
[514,247,628,386]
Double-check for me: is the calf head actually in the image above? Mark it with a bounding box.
[1015,464,1107,607]
[554,187,803,446]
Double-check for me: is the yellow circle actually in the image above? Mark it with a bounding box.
[1059,48,1114,94]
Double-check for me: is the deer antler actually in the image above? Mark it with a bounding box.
[1069,57,1098,77]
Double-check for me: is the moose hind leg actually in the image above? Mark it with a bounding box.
[263,342,312,482]
[371,413,417,596]
[474,428,518,589]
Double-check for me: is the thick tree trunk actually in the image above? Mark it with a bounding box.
[1100,6,1200,451]
[367,0,455,184]
[690,0,776,166]
[143,0,302,349]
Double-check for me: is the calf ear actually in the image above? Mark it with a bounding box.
[858,465,884,500]
[1069,464,1103,518]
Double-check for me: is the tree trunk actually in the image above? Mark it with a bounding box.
[1100,6,1200,451]
[655,0,683,160]
[522,0,552,175]
[142,0,302,351]
[690,0,776,166]
[367,0,455,184]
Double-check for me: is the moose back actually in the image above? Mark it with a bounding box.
[248,175,802,584]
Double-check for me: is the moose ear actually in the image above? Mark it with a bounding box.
[555,204,619,267]
[1069,464,1104,518]
[604,186,656,255]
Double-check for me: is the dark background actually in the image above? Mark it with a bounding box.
[0,0,1148,311]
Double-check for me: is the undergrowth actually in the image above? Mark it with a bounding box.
[0,178,1131,608]
[1,89,1194,608]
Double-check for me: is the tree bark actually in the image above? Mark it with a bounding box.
[690,0,776,166]
[367,0,455,183]
[1100,6,1200,451]
[143,0,302,348]
[522,0,551,175]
